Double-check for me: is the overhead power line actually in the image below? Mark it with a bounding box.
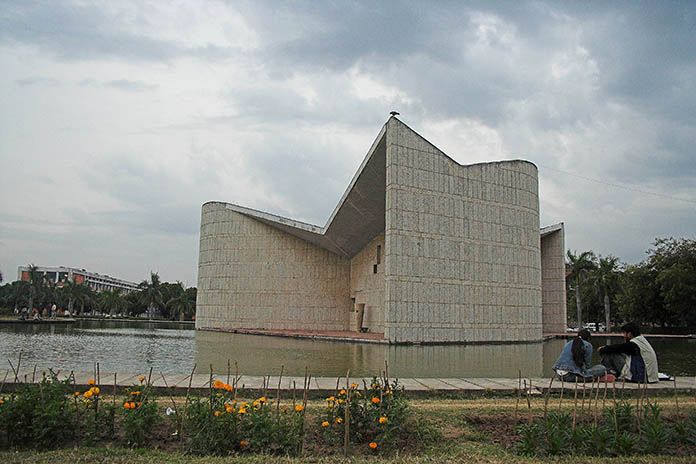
[537,164,696,206]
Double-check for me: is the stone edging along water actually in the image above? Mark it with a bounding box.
[3,370,695,397]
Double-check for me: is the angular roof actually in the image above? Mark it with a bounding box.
[211,117,554,259]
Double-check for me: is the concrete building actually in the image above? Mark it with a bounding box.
[18,265,139,293]
[196,117,566,343]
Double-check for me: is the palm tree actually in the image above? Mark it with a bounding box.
[60,280,81,315]
[593,256,620,333]
[166,282,193,321]
[139,272,164,319]
[74,284,93,315]
[24,264,43,314]
[99,289,127,317]
[566,250,596,328]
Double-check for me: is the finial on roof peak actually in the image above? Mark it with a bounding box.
[389,111,400,117]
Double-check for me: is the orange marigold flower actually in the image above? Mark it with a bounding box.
[238,407,247,414]
[87,379,95,385]
[213,379,224,389]
[294,404,304,412]
[240,439,250,448]
[326,396,336,403]
[214,410,222,417]
[130,391,141,396]
[123,402,131,409]
[91,387,100,395]
[225,404,234,413]
[138,375,146,383]
[379,416,388,424]
[0,399,4,405]
[335,417,343,424]
[371,397,381,404]
[350,383,359,389]
[339,389,346,395]
[369,442,378,449]
[321,421,330,427]
[136,402,142,408]
[224,383,233,392]
[83,390,93,399]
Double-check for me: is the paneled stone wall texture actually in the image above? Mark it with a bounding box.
[540,225,568,334]
[196,117,566,343]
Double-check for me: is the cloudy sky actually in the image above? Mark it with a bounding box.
[1,1,694,285]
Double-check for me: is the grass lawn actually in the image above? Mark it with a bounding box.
[2,396,695,463]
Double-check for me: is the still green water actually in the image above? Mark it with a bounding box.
[1,320,694,378]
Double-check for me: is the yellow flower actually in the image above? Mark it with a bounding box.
[379,416,388,424]
[294,404,304,412]
[90,387,100,395]
[369,442,378,450]
[371,397,381,404]
[258,396,267,403]
[138,375,146,383]
[326,396,336,403]
[350,383,359,389]
[240,439,250,448]
[87,379,95,385]
[130,391,141,396]
[238,407,247,414]
[213,379,224,389]
[225,404,234,413]
[339,389,346,395]
[83,390,93,399]
[214,410,222,417]
[335,417,343,424]
[321,421,330,427]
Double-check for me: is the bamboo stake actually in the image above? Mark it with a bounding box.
[182,363,197,441]
[515,370,521,421]
[31,364,37,383]
[276,365,284,415]
[0,369,9,395]
[673,376,679,410]
[558,376,565,410]
[580,377,587,412]
[233,361,239,401]
[612,380,618,435]
[543,376,554,420]
[343,370,351,457]
[602,376,608,409]
[525,378,532,424]
[300,366,309,456]
[226,359,231,386]
[572,380,579,430]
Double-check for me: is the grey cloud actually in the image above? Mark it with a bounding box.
[105,79,157,92]
[0,1,235,62]
[15,76,60,86]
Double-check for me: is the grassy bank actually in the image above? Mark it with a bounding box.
[2,396,695,463]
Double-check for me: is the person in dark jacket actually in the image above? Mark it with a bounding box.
[553,329,608,382]
[598,322,659,383]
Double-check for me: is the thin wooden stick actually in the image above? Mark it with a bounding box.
[558,376,565,410]
[299,366,309,456]
[31,365,37,383]
[543,376,554,420]
[160,372,182,439]
[526,378,532,423]
[226,359,231,386]
[0,369,9,395]
[572,379,579,430]
[515,370,521,421]
[233,361,239,401]
[276,365,284,415]
[182,363,196,441]
[673,376,679,410]
[580,377,587,411]
[612,380,618,435]
[343,369,351,457]
[602,376,608,409]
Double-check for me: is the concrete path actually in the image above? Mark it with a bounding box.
[3,369,695,396]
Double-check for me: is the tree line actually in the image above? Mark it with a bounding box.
[566,237,696,331]
[0,266,196,321]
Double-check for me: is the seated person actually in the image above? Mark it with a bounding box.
[599,322,658,383]
[553,329,608,382]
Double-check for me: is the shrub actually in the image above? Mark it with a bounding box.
[641,402,669,454]
[0,375,76,449]
[186,380,303,456]
[319,377,410,452]
[122,376,159,446]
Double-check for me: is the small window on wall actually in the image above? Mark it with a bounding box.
[373,264,378,274]
[376,245,381,264]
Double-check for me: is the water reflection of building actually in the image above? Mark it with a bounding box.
[17,265,139,293]
[196,116,566,343]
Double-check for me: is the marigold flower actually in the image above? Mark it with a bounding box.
[371,397,381,404]
[239,439,249,448]
[123,402,131,409]
[369,442,378,449]
[224,383,233,392]
[379,416,388,424]
[321,421,330,427]
[136,402,142,408]
[73,391,80,397]
[214,410,222,417]
[0,399,4,405]
[350,383,359,389]
[87,379,95,385]
[326,396,336,403]
[238,407,247,414]
[339,389,346,395]
[213,379,224,389]
[258,396,267,403]
[225,404,234,413]
[138,375,146,383]
[91,387,100,395]
[83,390,93,399]
[335,417,343,424]
[130,391,141,396]
[294,404,304,412]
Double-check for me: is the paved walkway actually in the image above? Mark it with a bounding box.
[3,369,695,395]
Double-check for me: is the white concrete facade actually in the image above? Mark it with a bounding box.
[196,117,566,343]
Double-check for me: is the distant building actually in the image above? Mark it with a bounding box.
[17,265,139,293]
[196,117,567,343]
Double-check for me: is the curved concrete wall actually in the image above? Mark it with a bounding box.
[384,118,542,342]
[196,202,352,331]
